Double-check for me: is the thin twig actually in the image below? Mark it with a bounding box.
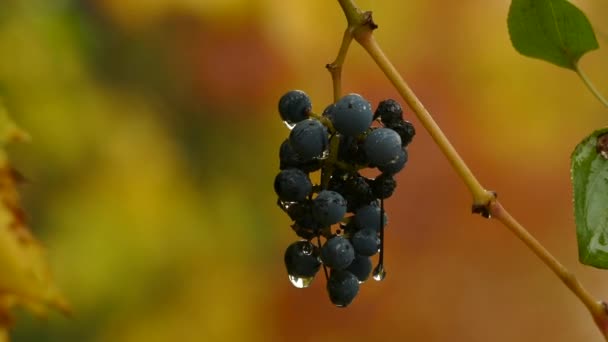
[326,30,353,103]
[576,63,608,108]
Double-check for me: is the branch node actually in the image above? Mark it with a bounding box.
[471,191,497,218]
[362,11,378,30]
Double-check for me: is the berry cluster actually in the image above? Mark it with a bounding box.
[275,90,415,307]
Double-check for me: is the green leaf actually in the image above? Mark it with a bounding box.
[508,0,599,70]
[572,128,608,268]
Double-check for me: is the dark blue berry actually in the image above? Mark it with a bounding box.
[332,94,373,137]
[289,119,329,160]
[274,168,312,202]
[346,254,373,282]
[279,139,321,173]
[312,190,347,227]
[327,270,359,307]
[387,120,415,147]
[351,228,379,256]
[321,236,355,270]
[278,90,311,124]
[375,99,403,125]
[378,148,408,174]
[354,203,388,231]
[284,241,321,278]
[364,128,402,166]
[371,173,397,199]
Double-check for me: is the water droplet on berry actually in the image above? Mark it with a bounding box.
[316,147,330,160]
[279,201,297,211]
[288,274,314,288]
[283,121,296,130]
[301,241,313,255]
[372,264,386,281]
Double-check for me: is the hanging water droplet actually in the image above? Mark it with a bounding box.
[288,274,314,288]
[372,264,386,281]
[283,121,296,130]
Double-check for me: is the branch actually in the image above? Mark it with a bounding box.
[326,30,353,103]
[334,0,608,339]
[490,201,608,339]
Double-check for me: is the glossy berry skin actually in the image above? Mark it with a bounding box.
[284,241,321,278]
[378,148,408,175]
[327,270,359,307]
[321,236,355,270]
[312,190,347,227]
[354,203,388,232]
[375,99,403,125]
[364,128,402,167]
[351,228,379,256]
[274,168,312,202]
[332,94,373,137]
[278,90,312,124]
[289,119,329,160]
[279,139,321,173]
[346,254,373,282]
[322,103,336,122]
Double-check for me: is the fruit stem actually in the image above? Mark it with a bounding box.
[489,200,608,341]
[321,134,341,189]
[317,234,329,281]
[575,63,608,109]
[378,198,385,268]
[326,30,353,103]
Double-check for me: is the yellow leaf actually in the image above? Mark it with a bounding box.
[0,105,69,335]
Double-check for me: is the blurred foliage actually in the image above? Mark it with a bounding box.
[0,0,606,341]
[0,107,67,342]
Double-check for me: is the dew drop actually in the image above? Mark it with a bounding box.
[279,201,297,211]
[372,264,386,281]
[288,274,314,288]
[316,148,330,160]
[283,121,296,130]
[300,241,313,255]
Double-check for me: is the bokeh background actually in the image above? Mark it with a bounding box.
[1,0,607,341]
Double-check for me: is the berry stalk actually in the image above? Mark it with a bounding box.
[575,63,608,108]
[326,30,353,103]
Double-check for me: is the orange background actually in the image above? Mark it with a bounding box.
[1,0,608,341]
